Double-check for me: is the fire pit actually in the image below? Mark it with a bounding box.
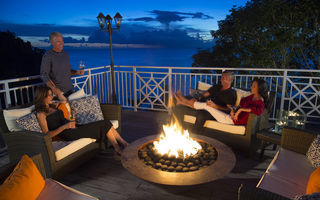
[121,122,236,186]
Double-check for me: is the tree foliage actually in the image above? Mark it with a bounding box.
[0,31,45,80]
[192,0,320,70]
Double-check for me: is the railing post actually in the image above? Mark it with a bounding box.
[4,82,11,108]
[133,66,137,111]
[168,67,172,115]
[88,69,93,96]
[279,70,288,114]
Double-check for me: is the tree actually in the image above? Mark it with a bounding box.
[192,0,320,70]
[0,31,45,80]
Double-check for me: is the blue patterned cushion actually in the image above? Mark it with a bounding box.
[70,95,104,125]
[306,134,320,168]
[294,192,320,200]
[16,112,42,133]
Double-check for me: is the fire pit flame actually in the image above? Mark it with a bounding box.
[153,122,202,158]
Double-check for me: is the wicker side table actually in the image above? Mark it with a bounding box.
[256,129,281,158]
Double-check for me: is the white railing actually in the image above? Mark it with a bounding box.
[1,66,319,124]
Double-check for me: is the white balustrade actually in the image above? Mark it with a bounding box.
[0,66,319,124]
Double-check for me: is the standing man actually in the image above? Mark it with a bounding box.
[40,32,84,100]
[173,71,237,130]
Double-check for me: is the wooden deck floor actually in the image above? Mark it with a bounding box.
[56,110,277,200]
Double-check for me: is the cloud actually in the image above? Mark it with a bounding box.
[130,10,213,29]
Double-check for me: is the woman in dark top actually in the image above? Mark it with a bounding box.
[175,78,268,125]
[35,86,128,155]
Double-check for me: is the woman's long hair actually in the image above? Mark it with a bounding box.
[253,78,268,106]
[34,85,54,113]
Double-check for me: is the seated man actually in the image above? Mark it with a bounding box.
[172,70,237,130]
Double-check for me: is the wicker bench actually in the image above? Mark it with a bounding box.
[0,103,121,179]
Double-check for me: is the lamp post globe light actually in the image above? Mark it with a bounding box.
[97,12,122,103]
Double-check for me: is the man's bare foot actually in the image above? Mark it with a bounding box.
[174,93,183,105]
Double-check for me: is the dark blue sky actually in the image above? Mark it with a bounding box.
[0,0,249,48]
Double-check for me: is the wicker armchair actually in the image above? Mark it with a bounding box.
[0,104,121,179]
[238,127,317,200]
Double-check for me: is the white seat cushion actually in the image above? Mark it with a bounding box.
[264,148,314,189]
[52,138,96,161]
[37,178,98,200]
[257,173,306,199]
[183,115,246,135]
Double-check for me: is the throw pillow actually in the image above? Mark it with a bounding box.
[197,81,212,91]
[306,134,320,168]
[235,88,251,106]
[16,112,42,133]
[0,154,45,200]
[294,192,320,200]
[57,102,72,120]
[70,95,104,125]
[68,88,87,101]
[3,105,35,132]
[306,166,320,194]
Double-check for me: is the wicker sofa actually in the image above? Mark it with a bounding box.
[238,127,318,200]
[174,82,275,156]
[0,154,98,200]
[0,103,121,179]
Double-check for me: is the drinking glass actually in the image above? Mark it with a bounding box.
[79,61,85,70]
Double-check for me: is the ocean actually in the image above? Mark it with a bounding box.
[60,47,200,70]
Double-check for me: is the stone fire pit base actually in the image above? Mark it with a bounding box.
[121,134,236,186]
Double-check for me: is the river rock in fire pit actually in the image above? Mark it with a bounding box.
[138,140,218,173]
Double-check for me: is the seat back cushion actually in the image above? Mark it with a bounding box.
[67,88,87,101]
[197,81,213,91]
[0,154,45,200]
[235,88,251,106]
[3,105,35,132]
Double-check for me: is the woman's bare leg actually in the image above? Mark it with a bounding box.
[106,129,122,154]
[106,127,128,154]
[110,127,128,147]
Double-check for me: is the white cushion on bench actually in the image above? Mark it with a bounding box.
[51,119,118,161]
[257,148,315,198]
[183,115,246,135]
[37,178,98,200]
[257,173,305,199]
[52,138,96,161]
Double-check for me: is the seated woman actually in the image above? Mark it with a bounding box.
[175,78,268,125]
[35,86,128,155]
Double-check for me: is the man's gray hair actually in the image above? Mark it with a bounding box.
[222,70,235,81]
[49,32,62,42]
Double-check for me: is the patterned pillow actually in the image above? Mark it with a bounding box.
[293,192,320,200]
[189,88,205,100]
[16,112,42,133]
[70,95,104,125]
[306,134,320,168]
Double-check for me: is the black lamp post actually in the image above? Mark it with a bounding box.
[97,12,122,104]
